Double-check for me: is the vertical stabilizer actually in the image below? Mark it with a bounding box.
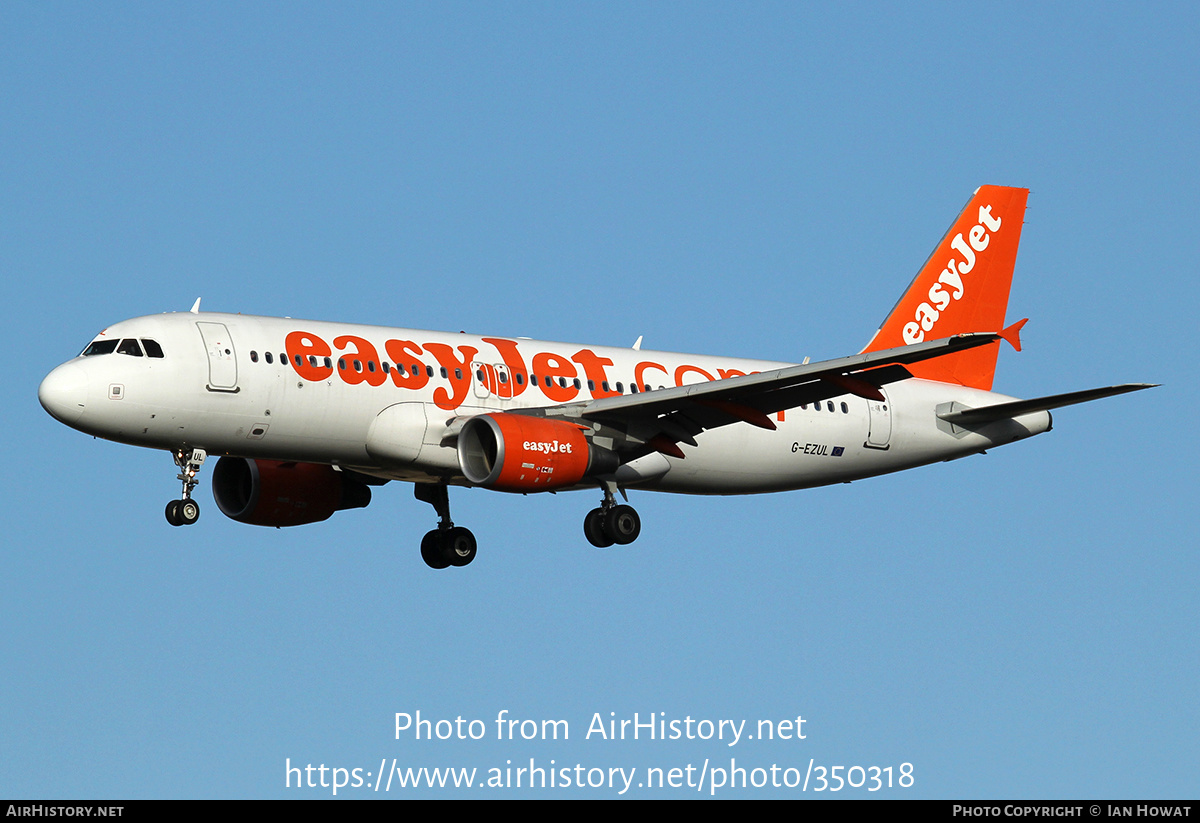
[862,185,1029,390]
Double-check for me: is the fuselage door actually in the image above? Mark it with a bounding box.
[197,322,239,392]
[471,362,512,406]
[493,364,512,400]
[865,390,891,450]
[471,361,493,399]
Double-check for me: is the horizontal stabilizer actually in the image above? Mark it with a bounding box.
[936,383,1158,425]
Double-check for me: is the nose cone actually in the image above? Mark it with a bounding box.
[39,362,89,426]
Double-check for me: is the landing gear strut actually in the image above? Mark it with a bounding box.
[584,482,641,548]
[415,482,477,569]
[165,448,206,527]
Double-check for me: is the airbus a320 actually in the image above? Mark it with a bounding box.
[38,186,1153,569]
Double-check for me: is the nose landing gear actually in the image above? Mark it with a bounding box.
[165,448,206,527]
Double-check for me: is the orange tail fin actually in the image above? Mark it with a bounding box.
[862,185,1029,390]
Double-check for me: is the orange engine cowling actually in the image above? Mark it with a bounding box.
[212,458,372,527]
[457,414,617,492]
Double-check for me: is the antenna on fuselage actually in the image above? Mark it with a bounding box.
[190,298,202,314]
[632,336,643,350]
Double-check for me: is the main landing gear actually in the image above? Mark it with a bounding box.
[165,448,207,527]
[583,482,641,548]
[415,482,477,569]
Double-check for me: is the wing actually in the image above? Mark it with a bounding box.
[513,333,1004,459]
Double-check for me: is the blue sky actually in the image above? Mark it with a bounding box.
[2,2,1195,798]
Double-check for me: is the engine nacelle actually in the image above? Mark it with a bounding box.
[212,457,372,527]
[457,413,618,492]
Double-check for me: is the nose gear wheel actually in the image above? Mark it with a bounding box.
[165,448,206,527]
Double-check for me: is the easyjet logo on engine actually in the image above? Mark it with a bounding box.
[524,440,574,454]
[901,204,1003,345]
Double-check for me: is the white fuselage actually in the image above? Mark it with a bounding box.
[39,311,1052,496]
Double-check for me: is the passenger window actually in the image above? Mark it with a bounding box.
[141,339,165,358]
[250,351,259,363]
[841,402,848,413]
[265,352,274,364]
[615,382,624,393]
[117,339,143,357]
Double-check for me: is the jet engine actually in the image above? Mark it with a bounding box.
[212,457,372,527]
[457,413,618,492]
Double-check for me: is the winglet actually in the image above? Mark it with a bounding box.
[1000,318,1027,352]
[190,298,202,314]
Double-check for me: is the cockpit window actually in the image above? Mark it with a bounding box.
[81,339,118,356]
[117,338,144,357]
[141,339,165,358]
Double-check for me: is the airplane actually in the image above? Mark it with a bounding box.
[38,185,1153,569]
